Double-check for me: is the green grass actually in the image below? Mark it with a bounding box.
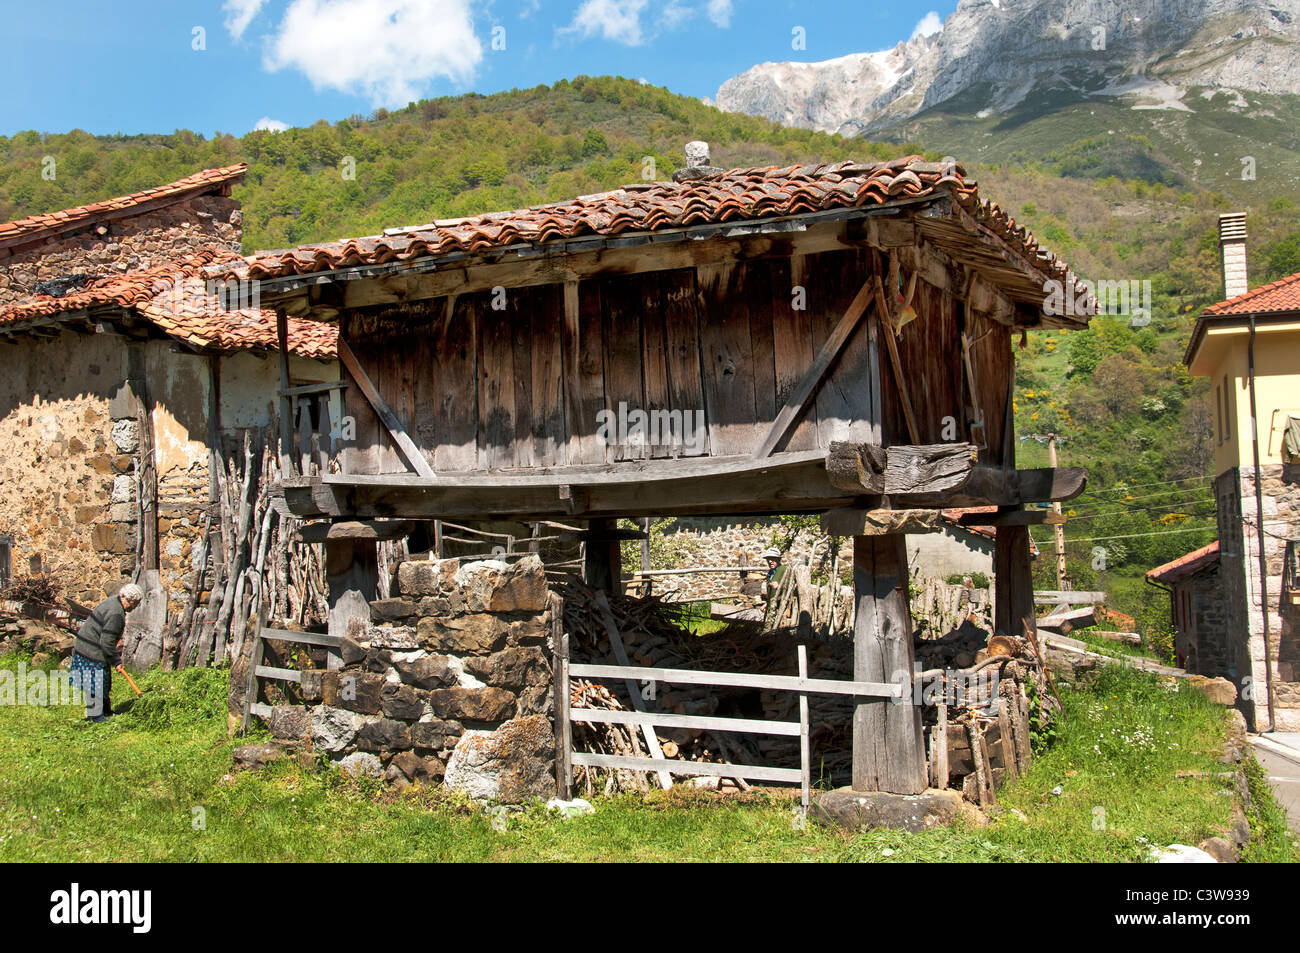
[0,654,1293,862]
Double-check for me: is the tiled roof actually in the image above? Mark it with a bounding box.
[1146,541,1220,584]
[1204,270,1300,316]
[939,506,1041,555]
[230,157,1081,302]
[0,165,248,251]
[0,247,335,359]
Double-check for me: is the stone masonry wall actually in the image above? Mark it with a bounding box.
[1218,464,1300,730]
[0,194,241,306]
[645,520,985,603]
[0,333,139,603]
[261,555,557,800]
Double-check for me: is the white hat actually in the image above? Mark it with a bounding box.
[761,547,781,559]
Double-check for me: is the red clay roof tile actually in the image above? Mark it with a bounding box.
[0,165,248,249]
[1146,541,1220,583]
[226,157,1081,302]
[1204,270,1300,316]
[0,246,335,359]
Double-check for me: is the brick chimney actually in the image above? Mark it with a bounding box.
[1219,212,1248,301]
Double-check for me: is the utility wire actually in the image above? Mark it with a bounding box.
[1032,524,1218,544]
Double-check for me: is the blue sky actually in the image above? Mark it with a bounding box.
[1,0,956,136]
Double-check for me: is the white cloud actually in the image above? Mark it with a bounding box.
[561,0,732,46]
[705,0,733,28]
[264,0,483,107]
[564,0,650,45]
[910,10,943,41]
[254,117,290,132]
[223,0,269,40]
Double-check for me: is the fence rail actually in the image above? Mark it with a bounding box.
[242,618,342,729]
[557,628,904,812]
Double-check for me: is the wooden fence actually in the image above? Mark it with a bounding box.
[553,621,903,812]
[241,605,343,730]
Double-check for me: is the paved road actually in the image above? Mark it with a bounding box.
[1252,734,1300,835]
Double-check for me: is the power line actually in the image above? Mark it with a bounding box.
[1084,475,1213,491]
[1032,524,1218,544]
[1064,501,1217,523]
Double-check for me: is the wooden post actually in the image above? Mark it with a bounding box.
[552,593,572,799]
[325,537,379,669]
[994,524,1036,638]
[276,309,295,476]
[851,533,926,794]
[583,517,622,594]
[1047,434,1067,589]
[798,644,810,814]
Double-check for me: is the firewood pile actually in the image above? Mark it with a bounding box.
[171,431,330,670]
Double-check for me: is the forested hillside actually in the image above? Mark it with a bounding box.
[5,75,1298,640]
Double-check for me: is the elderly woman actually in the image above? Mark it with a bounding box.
[70,584,143,722]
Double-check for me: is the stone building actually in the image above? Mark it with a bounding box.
[1184,213,1300,730]
[0,167,337,667]
[1146,541,1233,677]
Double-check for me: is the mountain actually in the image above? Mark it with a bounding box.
[716,0,1300,193]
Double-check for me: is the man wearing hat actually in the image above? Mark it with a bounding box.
[760,547,787,601]
[70,584,143,722]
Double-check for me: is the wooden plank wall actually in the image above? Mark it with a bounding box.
[338,247,1012,475]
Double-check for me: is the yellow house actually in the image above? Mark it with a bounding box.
[1182,213,1300,731]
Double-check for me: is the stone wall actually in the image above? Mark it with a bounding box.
[644,519,987,603]
[0,332,135,602]
[1217,464,1300,730]
[0,194,241,306]
[259,555,557,800]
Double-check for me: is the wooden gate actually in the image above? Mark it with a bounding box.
[553,603,904,812]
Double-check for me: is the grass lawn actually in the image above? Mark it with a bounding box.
[0,654,1294,862]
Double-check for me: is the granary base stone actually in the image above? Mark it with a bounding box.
[810,787,972,833]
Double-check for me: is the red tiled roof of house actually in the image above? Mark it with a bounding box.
[0,246,335,359]
[228,157,1083,308]
[0,165,248,251]
[939,506,1041,555]
[1203,270,1300,316]
[1146,540,1220,584]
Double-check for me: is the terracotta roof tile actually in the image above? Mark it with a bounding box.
[1146,541,1220,583]
[227,157,1082,303]
[1204,270,1300,316]
[0,246,335,359]
[0,165,248,249]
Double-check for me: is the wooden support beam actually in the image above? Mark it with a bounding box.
[295,519,415,543]
[871,273,921,444]
[583,517,622,594]
[827,442,976,495]
[752,279,874,459]
[335,336,436,479]
[324,538,379,666]
[822,507,940,537]
[852,533,926,794]
[994,525,1036,639]
[276,309,295,475]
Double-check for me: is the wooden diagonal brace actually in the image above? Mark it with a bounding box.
[826,441,976,495]
[336,337,436,479]
[752,279,875,459]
